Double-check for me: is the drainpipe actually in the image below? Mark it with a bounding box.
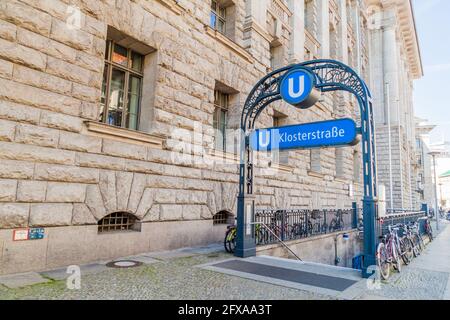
[386,83,394,212]
[334,232,350,266]
[334,235,340,265]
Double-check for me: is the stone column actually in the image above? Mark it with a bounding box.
[382,7,404,209]
[246,0,267,26]
[287,0,305,63]
[382,9,400,124]
[317,0,330,58]
[338,0,349,64]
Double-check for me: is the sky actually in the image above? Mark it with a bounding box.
[412,0,450,176]
[412,0,450,145]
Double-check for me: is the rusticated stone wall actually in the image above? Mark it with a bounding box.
[0,0,369,273]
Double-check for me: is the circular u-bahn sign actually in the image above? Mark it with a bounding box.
[280,68,319,109]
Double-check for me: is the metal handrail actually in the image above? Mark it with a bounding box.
[250,222,302,261]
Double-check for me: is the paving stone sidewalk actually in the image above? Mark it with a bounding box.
[0,221,449,300]
[355,219,450,300]
[0,244,332,300]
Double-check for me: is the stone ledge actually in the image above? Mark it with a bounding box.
[256,229,359,252]
[269,163,293,173]
[84,121,164,148]
[156,0,183,15]
[205,148,239,163]
[307,170,324,178]
[204,26,254,63]
[243,18,272,43]
[334,177,351,184]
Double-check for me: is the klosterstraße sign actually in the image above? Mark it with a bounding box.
[250,118,358,151]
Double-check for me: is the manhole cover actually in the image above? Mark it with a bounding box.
[106,260,143,268]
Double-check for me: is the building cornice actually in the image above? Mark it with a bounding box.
[367,0,423,78]
[380,0,423,78]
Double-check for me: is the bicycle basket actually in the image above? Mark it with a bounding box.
[310,210,322,220]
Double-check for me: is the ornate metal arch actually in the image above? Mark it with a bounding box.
[236,59,378,279]
[241,60,370,131]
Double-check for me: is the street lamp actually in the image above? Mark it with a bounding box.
[428,150,448,231]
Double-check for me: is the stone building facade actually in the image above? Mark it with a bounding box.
[414,118,435,210]
[0,0,419,274]
[367,0,423,210]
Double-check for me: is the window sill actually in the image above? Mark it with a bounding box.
[307,170,324,178]
[334,177,349,184]
[155,0,182,15]
[84,121,164,148]
[269,163,293,173]
[204,25,254,63]
[206,148,239,162]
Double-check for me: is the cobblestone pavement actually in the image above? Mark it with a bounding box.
[0,249,333,300]
[355,220,450,300]
[0,220,448,300]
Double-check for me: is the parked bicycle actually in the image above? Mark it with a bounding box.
[328,209,345,232]
[376,222,423,280]
[424,218,433,242]
[224,223,268,253]
[404,221,424,257]
[376,224,405,280]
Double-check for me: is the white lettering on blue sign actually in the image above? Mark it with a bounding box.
[280,68,314,106]
[250,118,358,151]
[287,75,305,98]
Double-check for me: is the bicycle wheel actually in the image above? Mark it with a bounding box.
[255,228,268,245]
[411,236,420,257]
[228,233,236,253]
[400,238,413,265]
[225,228,236,253]
[376,243,390,280]
[392,243,402,272]
[224,228,232,253]
[418,233,425,251]
[329,219,337,233]
[427,223,433,242]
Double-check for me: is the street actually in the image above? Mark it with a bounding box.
[0,220,448,300]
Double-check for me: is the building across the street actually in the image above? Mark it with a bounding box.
[439,170,450,210]
[0,0,425,274]
[368,0,423,211]
[414,118,435,210]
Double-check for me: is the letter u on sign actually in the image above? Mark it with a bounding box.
[258,131,270,148]
[288,75,305,98]
[280,68,316,108]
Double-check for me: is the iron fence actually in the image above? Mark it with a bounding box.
[377,211,427,237]
[254,208,356,245]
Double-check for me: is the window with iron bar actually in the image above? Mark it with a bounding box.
[213,211,230,225]
[213,90,229,151]
[210,0,227,34]
[100,40,144,130]
[98,212,140,233]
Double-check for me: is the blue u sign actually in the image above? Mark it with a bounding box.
[250,118,358,151]
[280,68,316,108]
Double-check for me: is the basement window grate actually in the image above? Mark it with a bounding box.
[213,211,230,225]
[98,212,139,233]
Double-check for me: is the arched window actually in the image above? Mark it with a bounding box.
[98,212,140,233]
[213,211,232,225]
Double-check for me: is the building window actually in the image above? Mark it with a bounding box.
[270,44,284,71]
[416,138,421,149]
[335,148,344,178]
[271,113,289,165]
[310,149,321,173]
[213,90,229,151]
[100,40,144,130]
[210,0,227,34]
[213,211,231,225]
[98,212,140,233]
[305,0,315,35]
[353,150,361,183]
